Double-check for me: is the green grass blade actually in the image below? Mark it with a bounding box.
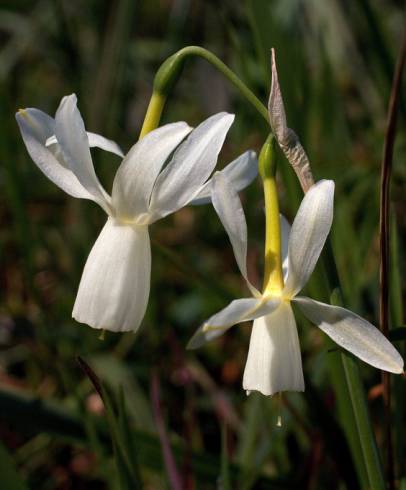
[0,441,29,490]
[220,423,231,490]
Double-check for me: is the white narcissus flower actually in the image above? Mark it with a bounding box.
[16,94,258,332]
[188,173,404,396]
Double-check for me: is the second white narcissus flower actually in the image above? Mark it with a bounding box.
[187,172,404,396]
[16,94,258,332]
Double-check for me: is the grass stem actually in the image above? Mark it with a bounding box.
[379,7,406,489]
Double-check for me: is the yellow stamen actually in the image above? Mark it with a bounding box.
[139,92,166,139]
[259,136,284,295]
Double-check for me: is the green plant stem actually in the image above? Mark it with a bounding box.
[326,243,384,489]
[342,356,385,489]
[379,8,406,488]
[153,45,269,122]
[139,92,166,138]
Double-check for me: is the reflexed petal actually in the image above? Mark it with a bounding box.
[47,132,124,158]
[294,297,404,374]
[112,122,191,219]
[243,302,305,396]
[16,109,93,200]
[72,218,151,332]
[87,132,124,157]
[280,214,290,281]
[190,150,258,205]
[284,180,334,297]
[187,297,279,349]
[19,108,55,140]
[55,94,111,212]
[149,112,234,220]
[211,172,259,296]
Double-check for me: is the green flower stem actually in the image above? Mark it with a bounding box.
[342,355,385,490]
[154,46,269,122]
[139,45,269,138]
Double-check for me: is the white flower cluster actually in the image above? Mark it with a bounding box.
[16,93,403,396]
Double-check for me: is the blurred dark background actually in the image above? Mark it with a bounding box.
[0,0,405,488]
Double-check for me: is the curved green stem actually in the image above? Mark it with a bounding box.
[154,46,269,121]
[139,45,268,137]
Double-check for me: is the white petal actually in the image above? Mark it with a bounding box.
[243,302,304,396]
[190,150,258,205]
[16,109,93,200]
[55,94,111,212]
[72,218,151,332]
[187,297,280,349]
[47,132,124,158]
[283,180,334,297]
[149,112,234,220]
[294,297,404,374]
[280,214,290,281]
[87,132,124,157]
[211,172,259,296]
[112,122,192,220]
[19,108,55,140]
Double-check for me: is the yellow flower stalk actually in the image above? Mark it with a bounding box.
[259,136,284,296]
[139,92,166,139]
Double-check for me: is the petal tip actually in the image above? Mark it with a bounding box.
[16,108,27,118]
[186,335,201,350]
[325,179,335,190]
[215,111,235,124]
[316,179,335,193]
[174,120,193,131]
[59,93,78,111]
[392,359,404,375]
